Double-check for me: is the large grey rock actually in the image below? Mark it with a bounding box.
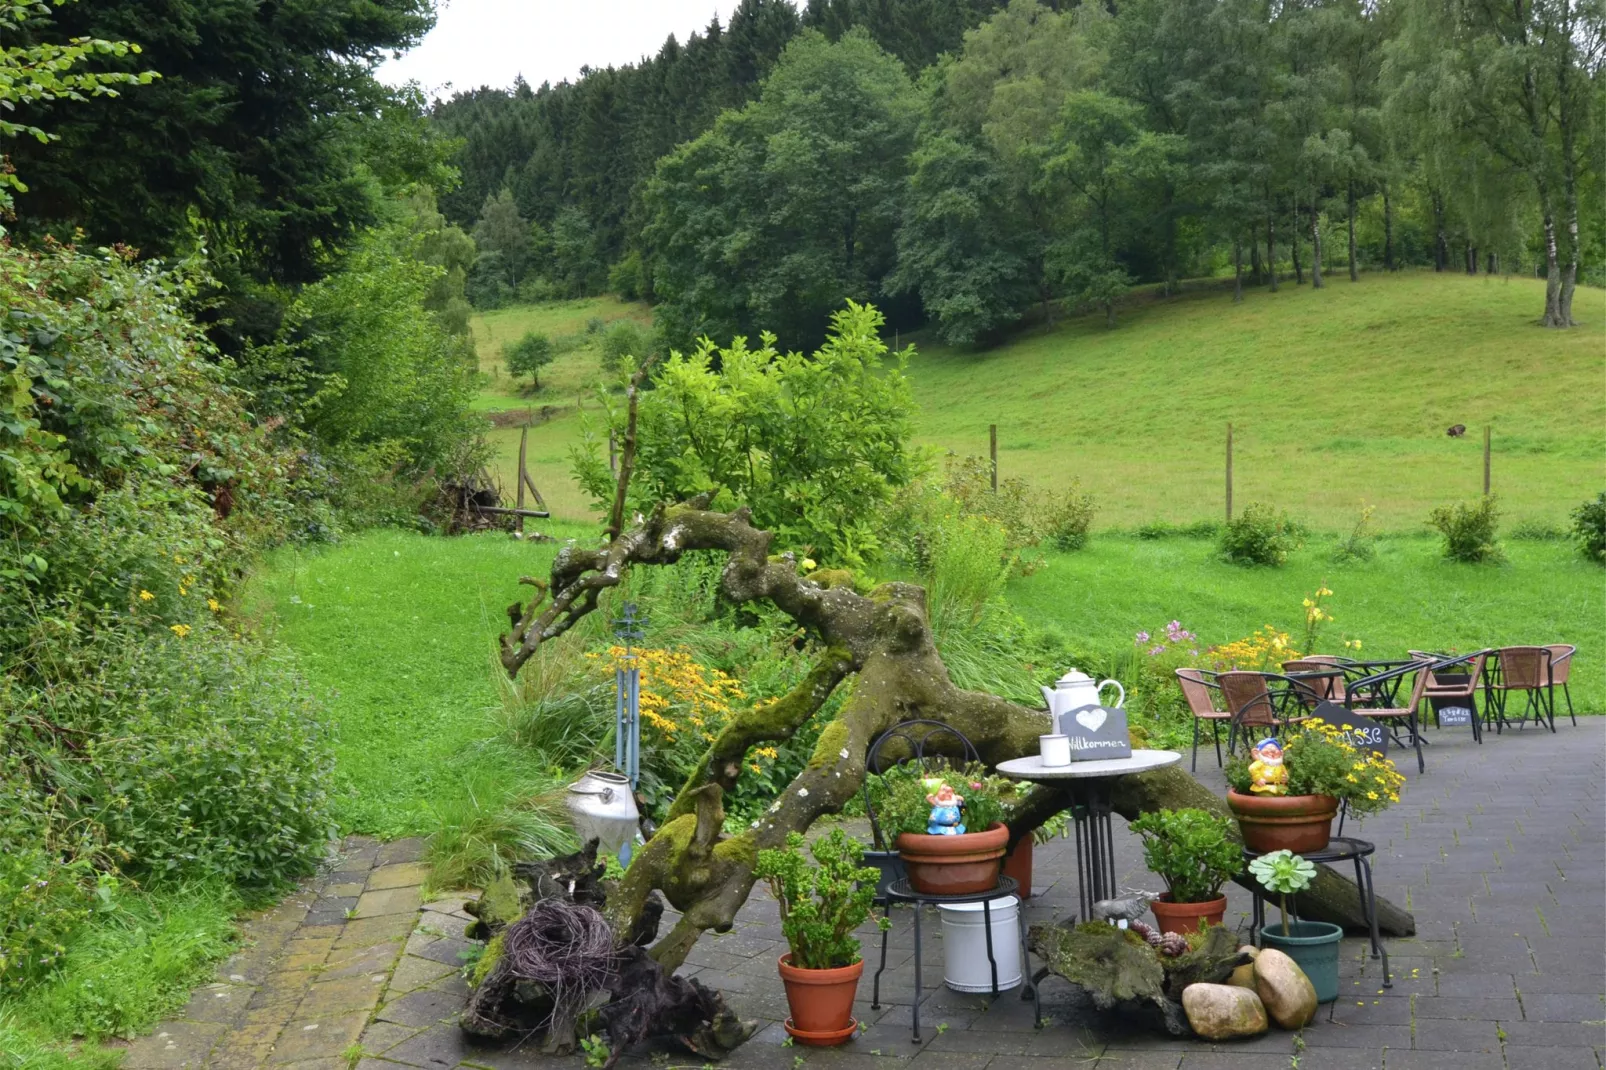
[1253,948,1318,1029]
[1181,982,1269,1039]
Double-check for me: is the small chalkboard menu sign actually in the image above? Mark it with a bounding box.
[1311,700,1388,756]
[1066,704,1132,761]
[1431,700,1473,727]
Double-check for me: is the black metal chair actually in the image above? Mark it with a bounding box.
[1218,671,1310,755]
[1484,647,1556,732]
[1343,660,1431,774]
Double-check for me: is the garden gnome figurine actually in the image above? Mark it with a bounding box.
[926,782,966,835]
[1248,738,1289,796]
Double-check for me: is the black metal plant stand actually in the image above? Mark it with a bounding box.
[871,875,1038,1043]
[1066,778,1119,922]
[1245,836,1391,988]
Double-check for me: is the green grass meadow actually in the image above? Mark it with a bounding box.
[478,273,1604,534]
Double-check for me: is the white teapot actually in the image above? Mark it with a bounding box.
[1040,668,1125,735]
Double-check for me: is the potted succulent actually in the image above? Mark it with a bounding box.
[1249,849,1342,1003]
[879,764,1010,896]
[755,829,885,1046]
[1225,718,1405,853]
[1130,808,1242,934]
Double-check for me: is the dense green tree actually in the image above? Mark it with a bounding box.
[505,330,554,390]
[550,205,606,297]
[643,29,920,349]
[6,0,433,324]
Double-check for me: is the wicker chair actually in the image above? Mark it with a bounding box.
[1280,659,1348,705]
[1217,671,1307,755]
[1176,668,1230,771]
[1408,650,1488,740]
[1546,644,1578,726]
[1486,646,1556,732]
[1346,661,1431,774]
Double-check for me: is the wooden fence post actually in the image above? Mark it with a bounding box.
[1226,422,1234,521]
[990,424,998,492]
[1483,426,1491,497]
[609,430,618,475]
[516,425,529,537]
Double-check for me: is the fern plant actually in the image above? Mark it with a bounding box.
[755,829,885,970]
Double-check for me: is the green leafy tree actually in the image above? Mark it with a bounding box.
[573,302,918,566]
[0,0,157,208]
[550,205,606,296]
[643,29,920,349]
[473,187,533,289]
[505,331,554,390]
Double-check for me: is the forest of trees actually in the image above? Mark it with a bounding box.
[437,0,1603,348]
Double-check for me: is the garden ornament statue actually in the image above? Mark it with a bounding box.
[1092,890,1157,928]
[925,782,966,835]
[1248,737,1289,796]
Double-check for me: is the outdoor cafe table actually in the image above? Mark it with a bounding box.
[997,750,1181,920]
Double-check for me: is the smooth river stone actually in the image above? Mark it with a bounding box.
[1228,944,1259,989]
[1253,948,1318,1029]
[1182,982,1269,1040]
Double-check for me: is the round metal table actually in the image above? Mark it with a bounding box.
[1244,835,1391,987]
[871,875,1034,1043]
[996,750,1181,921]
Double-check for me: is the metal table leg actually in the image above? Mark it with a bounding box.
[982,898,999,995]
[911,904,923,1043]
[871,910,890,1009]
[1070,778,1120,917]
[1357,855,1391,987]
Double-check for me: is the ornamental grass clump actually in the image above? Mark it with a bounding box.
[1130,808,1242,905]
[754,830,884,970]
[1225,718,1404,816]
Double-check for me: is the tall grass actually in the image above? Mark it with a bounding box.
[423,773,577,893]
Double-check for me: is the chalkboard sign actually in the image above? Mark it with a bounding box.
[1066,704,1132,761]
[1311,700,1388,756]
[1430,698,1473,726]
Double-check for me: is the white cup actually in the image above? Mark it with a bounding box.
[1039,734,1071,767]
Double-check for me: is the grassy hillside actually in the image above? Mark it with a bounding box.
[473,273,1604,533]
[910,271,1605,531]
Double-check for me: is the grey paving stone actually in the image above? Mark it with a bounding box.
[1380,1051,1506,1070]
[1503,1046,1604,1070]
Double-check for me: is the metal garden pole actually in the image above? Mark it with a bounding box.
[613,601,647,865]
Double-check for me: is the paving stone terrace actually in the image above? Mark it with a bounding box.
[127,719,1606,1070]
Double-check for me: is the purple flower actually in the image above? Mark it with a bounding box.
[1135,630,1150,643]
[1148,645,1165,656]
[1190,649,1199,657]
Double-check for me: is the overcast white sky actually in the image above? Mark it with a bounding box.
[378,0,744,99]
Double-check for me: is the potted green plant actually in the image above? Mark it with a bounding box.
[1225,718,1405,853]
[754,829,885,1046]
[1248,849,1342,1003]
[1130,808,1242,934]
[879,764,1010,896]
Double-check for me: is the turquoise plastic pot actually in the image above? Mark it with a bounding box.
[1259,920,1344,1003]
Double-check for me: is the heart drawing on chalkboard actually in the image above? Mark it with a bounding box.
[1075,707,1107,733]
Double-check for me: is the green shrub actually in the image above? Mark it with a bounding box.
[1130,808,1242,905]
[1428,496,1504,563]
[1043,481,1097,550]
[504,331,555,390]
[599,320,651,373]
[754,830,882,970]
[1570,492,1606,564]
[608,251,648,301]
[1220,503,1301,566]
[424,773,576,892]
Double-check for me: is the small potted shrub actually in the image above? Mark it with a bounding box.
[755,829,884,1046]
[1225,719,1405,853]
[1130,808,1242,934]
[1249,849,1342,1003]
[879,764,1010,896]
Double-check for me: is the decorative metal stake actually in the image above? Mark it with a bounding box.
[612,602,647,866]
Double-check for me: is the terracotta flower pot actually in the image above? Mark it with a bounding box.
[777,954,863,1044]
[1226,790,1339,854]
[1001,835,1033,898]
[897,822,1009,896]
[1149,893,1228,936]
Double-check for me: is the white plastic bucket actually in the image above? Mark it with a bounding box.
[937,895,1022,993]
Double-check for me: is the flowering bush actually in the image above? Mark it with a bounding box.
[1225,718,1404,816]
[590,645,746,816]
[1210,625,1300,671]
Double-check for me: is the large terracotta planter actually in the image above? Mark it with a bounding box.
[778,954,862,1045]
[1001,835,1033,898]
[1227,790,1339,854]
[897,822,1009,896]
[1150,893,1227,936]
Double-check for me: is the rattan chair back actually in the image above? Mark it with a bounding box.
[1546,645,1576,686]
[1494,646,1551,690]
[1175,668,1223,718]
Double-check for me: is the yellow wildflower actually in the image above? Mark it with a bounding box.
[138,590,155,602]
[207,598,221,612]
[169,624,192,637]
